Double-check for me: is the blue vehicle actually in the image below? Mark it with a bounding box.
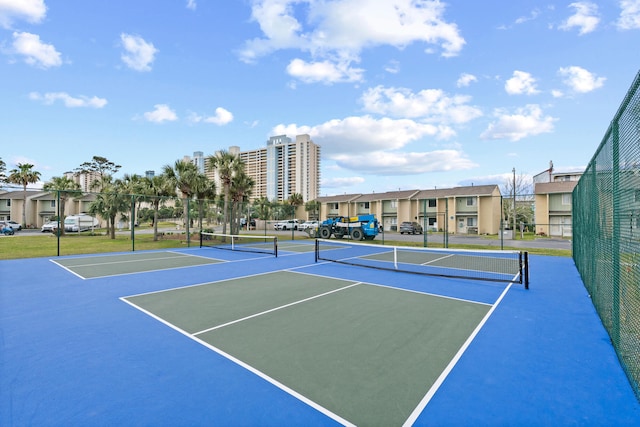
[317,215,380,241]
[0,223,15,235]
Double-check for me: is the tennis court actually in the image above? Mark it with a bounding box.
[1,240,639,426]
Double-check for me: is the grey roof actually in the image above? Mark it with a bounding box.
[314,184,501,203]
[534,181,578,194]
[414,184,500,199]
[0,189,46,199]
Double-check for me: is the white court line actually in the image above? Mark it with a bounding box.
[193,282,362,336]
[420,253,455,265]
[60,253,194,269]
[49,259,87,280]
[120,282,359,427]
[288,268,493,307]
[402,276,518,427]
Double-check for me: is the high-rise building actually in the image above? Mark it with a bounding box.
[193,134,320,202]
[239,134,320,202]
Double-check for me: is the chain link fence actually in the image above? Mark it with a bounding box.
[573,71,640,401]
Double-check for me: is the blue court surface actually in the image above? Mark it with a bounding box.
[1,242,639,426]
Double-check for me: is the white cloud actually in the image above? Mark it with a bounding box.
[271,115,476,175]
[189,107,234,125]
[617,0,640,30]
[360,85,482,125]
[0,0,46,29]
[558,66,605,93]
[120,33,158,72]
[143,104,177,123]
[272,115,443,155]
[29,92,107,108]
[456,73,477,87]
[239,0,465,82]
[286,58,364,84]
[11,31,62,68]
[505,70,539,95]
[322,176,366,188]
[515,9,541,25]
[186,0,197,11]
[481,104,556,142]
[332,150,477,175]
[559,2,600,35]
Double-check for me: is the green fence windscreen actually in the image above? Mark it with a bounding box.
[573,70,640,401]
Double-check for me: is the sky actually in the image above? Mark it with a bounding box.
[1,0,639,196]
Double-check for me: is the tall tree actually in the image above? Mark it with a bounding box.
[43,176,82,236]
[75,156,121,192]
[89,178,130,239]
[253,197,271,220]
[8,163,41,227]
[141,174,176,241]
[192,174,216,231]
[288,193,304,219]
[304,199,321,220]
[162,160,201,231]
[229,171,254,234]
[207,150,244,235]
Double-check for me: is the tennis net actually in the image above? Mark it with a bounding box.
[200,232,278,257]
[315,239,528,287]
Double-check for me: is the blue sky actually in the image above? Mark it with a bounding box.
[1,0,639,196]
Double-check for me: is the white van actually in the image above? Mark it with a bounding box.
[64,214,99,232]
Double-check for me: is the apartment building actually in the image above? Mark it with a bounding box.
[534,165,583,237]
[315,184,502,234]
[197,134,321,203]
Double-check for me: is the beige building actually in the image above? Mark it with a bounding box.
[199,134,321,203]
[314,184,502,234]
[533,169,582,237]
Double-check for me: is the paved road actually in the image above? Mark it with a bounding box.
[15,227,572,251]
[266,228,572,251]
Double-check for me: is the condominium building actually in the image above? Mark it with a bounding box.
[205,134,321,202]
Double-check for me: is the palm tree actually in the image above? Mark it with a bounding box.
[8,163,41,228]
[162,160,202,233]
[253,197,272,226]
[43,176,82,236]
[141,174,176,241]
[207,150,244,236]
[192,174,216,231]
[229,171,254,234]
[288,193,304,218]
[305,199,321,221]
[89,178,131,239]
[120,173,145,229]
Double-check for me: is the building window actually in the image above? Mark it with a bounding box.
[467,217,477,227]
[360,202,370,209]
[635,189,640,202]
[390,200,397,208]
[428,199,436,207]
[329,203,338,210]
[6,199,10,207]
[50,201,56,208]
[562,193,572,205]
[466,197,476,206]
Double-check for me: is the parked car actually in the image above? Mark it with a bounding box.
[274,219,299,231]
[399,221,423,234]
[298,220,318,231]
[240,218,256,229]
[41,221,60,232]
[0,221,15,235]
[6,220,22,230]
